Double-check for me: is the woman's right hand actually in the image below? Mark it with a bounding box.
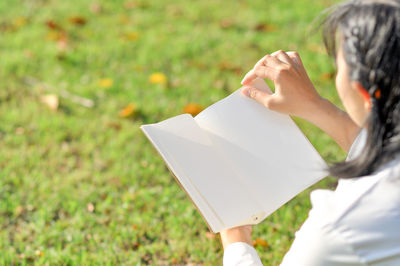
[241,50,360,152]
[241,50,323,121]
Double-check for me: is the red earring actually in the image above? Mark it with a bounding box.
[374,89,381,99]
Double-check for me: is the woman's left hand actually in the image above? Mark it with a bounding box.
[219,225,253,249]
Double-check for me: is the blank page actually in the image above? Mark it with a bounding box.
[141,114,264,232]
[195,79,327,216]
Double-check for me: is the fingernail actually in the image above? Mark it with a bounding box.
[241,74,249,85]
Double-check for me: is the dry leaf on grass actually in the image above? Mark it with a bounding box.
[68,16,87,26]
[149,72,167,85]
[46,31,68,42]
[35,250,44,257]
[183,103,204,116]
[40,94,59,111]
[122,32,139,41]
[119,103,137,118]
[320,72,335,81]
[99,78,113,89]
[254,23,278,33]
[253,238,269,248]
[45,20,62,31]
[13,17,28,28]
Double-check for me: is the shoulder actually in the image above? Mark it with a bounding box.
[333,165,400,265]
[282,162,400,266]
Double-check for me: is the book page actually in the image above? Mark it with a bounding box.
[141,114,264,232]
[195,79,327,217]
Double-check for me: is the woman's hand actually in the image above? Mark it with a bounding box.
[241,50,360,151]
[220,225,253,249]
[241,50,323,121]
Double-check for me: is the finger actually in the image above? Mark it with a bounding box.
[286,51,303,67]
[261,54,288,71]
[243,55,287,85]
[241,54,280,85]
[241,65,277,85]
[273,50,293,65]
[254,66,279,82]
[241,69,258,85]
[241,86,277,109]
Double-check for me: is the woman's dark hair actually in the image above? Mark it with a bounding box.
[322,0,400,178]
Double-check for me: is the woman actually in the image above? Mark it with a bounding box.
[221,0,400,265]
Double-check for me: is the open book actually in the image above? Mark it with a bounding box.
[141,78,327,233]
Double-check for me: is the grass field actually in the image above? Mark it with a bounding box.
[0,0,343,264]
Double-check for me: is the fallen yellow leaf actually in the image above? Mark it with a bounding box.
[149,72,167,85]
[123,32,139,41]
[253,238,269,248]
[45,31,68,44]
[99,78,113,88]
[35,250,44,257]
[183,103,204,116]
[320,72,335,81]
[40,94,59,111]
[13,17,27,28]
[119,103,137,118]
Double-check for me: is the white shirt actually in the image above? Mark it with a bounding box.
[223,130,400,265]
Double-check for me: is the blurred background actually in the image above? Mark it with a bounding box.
[0,0,343,264]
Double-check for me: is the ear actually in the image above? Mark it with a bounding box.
[352,81,371,111]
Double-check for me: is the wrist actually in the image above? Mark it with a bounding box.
[220,226,253,249]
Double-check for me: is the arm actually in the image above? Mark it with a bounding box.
[241,50,360,152]
[296,96,360,152]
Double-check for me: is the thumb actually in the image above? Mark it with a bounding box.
[241,87,275,109]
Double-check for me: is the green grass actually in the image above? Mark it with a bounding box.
[1,0,343,264]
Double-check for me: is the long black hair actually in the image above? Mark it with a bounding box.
[322,0,400,178]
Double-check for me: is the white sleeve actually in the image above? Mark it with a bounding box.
[223,242,263,266]
[280,212,364,266]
